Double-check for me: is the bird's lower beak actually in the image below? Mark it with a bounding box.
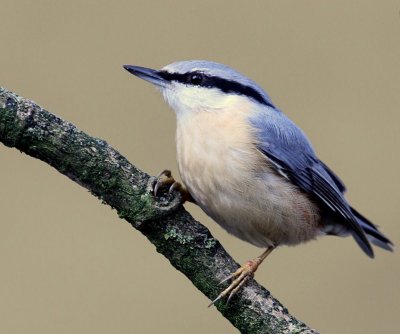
[123,65,168,88]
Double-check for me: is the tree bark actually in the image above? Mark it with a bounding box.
[0,87,319,334]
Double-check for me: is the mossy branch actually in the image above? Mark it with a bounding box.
[0,87,319,334]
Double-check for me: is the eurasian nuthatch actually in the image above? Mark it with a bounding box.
[123,60,392,304]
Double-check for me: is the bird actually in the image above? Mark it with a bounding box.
[123,60,393,305]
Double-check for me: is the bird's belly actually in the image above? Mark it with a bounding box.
[183,166,320,247]
[176,117,320,248]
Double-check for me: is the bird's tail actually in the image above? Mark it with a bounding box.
[351,207,393,252]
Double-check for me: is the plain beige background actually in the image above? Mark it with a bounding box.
[0,1,399,333]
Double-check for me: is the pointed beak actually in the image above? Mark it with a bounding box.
[123,65,168,88]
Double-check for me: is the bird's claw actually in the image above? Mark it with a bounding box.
[152,169,173,197]
[208,260,258,307]
[152,169,191,202]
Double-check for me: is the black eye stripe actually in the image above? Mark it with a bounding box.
[158,71,274,108]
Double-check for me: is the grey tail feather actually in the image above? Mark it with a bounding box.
[351,207,394,253]
[350,229,374,258]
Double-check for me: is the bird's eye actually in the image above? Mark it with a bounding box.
[188,73,203,85]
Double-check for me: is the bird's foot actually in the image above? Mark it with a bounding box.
[208,247,274,307]
[152,169,192,203]
[208,259,260,307]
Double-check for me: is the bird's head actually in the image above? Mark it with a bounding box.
[123,60,274,118]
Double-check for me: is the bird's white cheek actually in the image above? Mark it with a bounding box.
[161,87,192,117]
[162,86,225,117]
[161,89,180,113]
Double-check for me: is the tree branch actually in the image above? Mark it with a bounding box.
[0,87,319,334]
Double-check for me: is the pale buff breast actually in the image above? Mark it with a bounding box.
[175,99,321,248]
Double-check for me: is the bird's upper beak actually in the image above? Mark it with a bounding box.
[123,65,168,88]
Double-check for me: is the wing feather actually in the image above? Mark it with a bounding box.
[251,110,373,256]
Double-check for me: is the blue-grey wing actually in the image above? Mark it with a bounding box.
[318,160,346,193]
[250,110,372,256]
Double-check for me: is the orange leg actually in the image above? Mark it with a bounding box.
[209,246,274,306]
